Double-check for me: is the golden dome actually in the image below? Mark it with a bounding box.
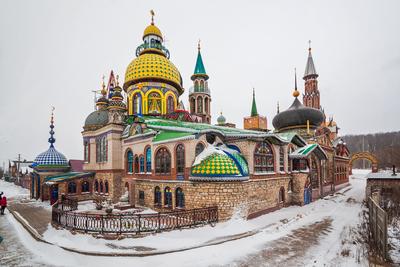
[143,24,163,40]
[124,53,182,93]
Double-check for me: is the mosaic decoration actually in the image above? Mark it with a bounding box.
[191,153,240,176]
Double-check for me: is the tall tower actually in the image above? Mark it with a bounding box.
[243,89,268,131]
[303,42,320,110]
[189,42,211,124]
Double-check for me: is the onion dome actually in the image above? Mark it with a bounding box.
[124,11,183,94]
[84,109,109,130]
[217,112,226,125]
[272,71,324,131]
[190,146,249,181]
[32,108,69,169]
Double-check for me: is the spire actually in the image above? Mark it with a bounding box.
[150,10,155,25]
[277,101,280,114]
[303,40,318,79]
[251,88,258,117]
[293,68,300,98]
[193,40,207,75]
[48,107,56,148]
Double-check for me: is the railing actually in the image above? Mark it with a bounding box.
[52,205,218,235]
[368,197,388,260]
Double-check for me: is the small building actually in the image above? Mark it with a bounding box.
[30,111,94,204]
[366,167,400,203]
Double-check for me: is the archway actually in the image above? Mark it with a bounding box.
[349,152,378,174]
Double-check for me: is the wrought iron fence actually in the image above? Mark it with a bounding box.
[52,204,218,235]
[368,197,388,260]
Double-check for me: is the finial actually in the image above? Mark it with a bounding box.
[116,74,120,86]
[101,75,106,96]
[253,87,255,97]
[150,10,155,25]
[308,40,312,52]
[48,107,56,147]
[198,39,201,51]
[277,101,280,114]
[293,68,300,98]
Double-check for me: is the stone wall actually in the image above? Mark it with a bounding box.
[130,174,305,220]
[366,179,400,200]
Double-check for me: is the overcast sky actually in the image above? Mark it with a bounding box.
[0,0,399,166]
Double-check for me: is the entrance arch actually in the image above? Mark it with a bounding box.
[349,152,378,174]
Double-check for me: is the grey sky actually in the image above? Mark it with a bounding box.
[0,0,399,165]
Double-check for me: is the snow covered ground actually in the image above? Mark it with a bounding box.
[0,170,375,266]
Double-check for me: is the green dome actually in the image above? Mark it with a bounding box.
[84,109,109,130]
[190,146,249,181]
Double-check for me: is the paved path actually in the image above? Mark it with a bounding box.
[8,202,51,235]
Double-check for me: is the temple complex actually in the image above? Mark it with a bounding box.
[30,12,350,220]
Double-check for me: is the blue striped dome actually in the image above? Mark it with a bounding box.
[33,146,68,167]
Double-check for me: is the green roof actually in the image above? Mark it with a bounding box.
[289,143,327,160]
[45,172,93,183]
[193,50,206,75]
[153,131,193,143]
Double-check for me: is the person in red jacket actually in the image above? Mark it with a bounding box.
[0,195,7,215]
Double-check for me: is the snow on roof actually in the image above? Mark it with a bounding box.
[366,171,400,180]
[289,143,328,160]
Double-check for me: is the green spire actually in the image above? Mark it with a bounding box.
[251,88,258,117]
[193,41,206,75]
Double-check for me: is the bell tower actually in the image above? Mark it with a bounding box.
[189,41,211,124]
[303,41,320,110]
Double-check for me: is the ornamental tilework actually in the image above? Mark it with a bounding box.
[34,147,68,166]
[191,153,241,177]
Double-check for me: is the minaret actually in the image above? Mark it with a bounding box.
[303,41,320,110]
[96,77,109,110]
[243,89,268,131]
[189,41,211,124]
[108,75,127,124]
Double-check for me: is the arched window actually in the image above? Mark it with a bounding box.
[134,156,139,173]
[155,148,171,175]
[254,142,274,173]
[176,187,185,208]
[148,92,162,114]
[279,147,285,172]
[176,144,185,174]
[195,143,205,157]
[105,181,109,194]
[200,80,204,91]
[139,156,144,173]
[167,95,174,113]
[204,98,209,114]
[132,93,142,115]
[190,98,195,113]
[68,182,76,194]
[100,181,103,193]
[81,181,90,193]
[94,180,99,193]
[288,146,295,172]
[194,80,199,92]
[84,140,90,162]
[197,96,203,113]
[127,150,133,173]
[279,187,285,203]
[154,186,161,206]
[164,187,172,208]
[288,179,294,193]
[146,147,151,173]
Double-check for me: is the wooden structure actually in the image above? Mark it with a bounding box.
[368,197,388,261]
